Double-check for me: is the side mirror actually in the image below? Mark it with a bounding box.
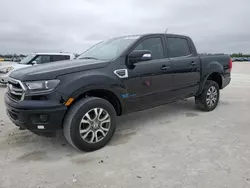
[31,61,37,65]
[128,50,152,64]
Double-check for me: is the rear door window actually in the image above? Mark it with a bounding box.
[35,55,51,64]
[64,55,70,60]
[51,55,70,62]
[166,37,191,58]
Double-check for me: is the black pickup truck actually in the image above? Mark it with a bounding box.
[4,33,231,151]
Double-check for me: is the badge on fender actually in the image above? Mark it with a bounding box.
[114,69,128,78]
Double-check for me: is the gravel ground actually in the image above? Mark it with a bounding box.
[0,62,250,188]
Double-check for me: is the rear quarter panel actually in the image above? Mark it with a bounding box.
[200,54,230,76]
[198,54,230,94]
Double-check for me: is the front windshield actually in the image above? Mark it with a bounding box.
[77,36,141,60]
[18,54,36,64]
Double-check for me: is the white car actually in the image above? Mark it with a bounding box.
[0,52,75,84]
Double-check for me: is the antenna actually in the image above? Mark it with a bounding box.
[165,28,169,33]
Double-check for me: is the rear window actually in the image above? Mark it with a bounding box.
[166,38,191,58]
[51,55,70,62]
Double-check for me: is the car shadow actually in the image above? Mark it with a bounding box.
[117,99,196,130]
[1,98,199,162]
[0,84,6,88]
[110,99,198,145]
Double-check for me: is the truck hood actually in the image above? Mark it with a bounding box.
[10,59,110,81]
[0,61,17,67]
[0,62,31,69]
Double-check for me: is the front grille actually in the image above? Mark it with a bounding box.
[7,78,25,101]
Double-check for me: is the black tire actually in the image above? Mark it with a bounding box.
[195,80,220,111]
[63,97,117,152]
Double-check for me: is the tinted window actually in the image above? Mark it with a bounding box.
[166,38,191,58]
[51,55,70,62]
[134,38,164,59]
[35,55,51,64]
[64,55,70,60]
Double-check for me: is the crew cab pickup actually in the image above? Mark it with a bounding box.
[4,33,231,151]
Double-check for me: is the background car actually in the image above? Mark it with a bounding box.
[0,52,75,84]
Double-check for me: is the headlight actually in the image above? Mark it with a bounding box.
[0,66,14,73]
[24,79,60,94]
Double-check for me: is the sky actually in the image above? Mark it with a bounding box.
[1,0,250,54]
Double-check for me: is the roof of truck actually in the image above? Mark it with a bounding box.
[140,33,189,38]
[112,33,190,40]
[107,33,190,43]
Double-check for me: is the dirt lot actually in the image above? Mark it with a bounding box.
[0,62,250,188]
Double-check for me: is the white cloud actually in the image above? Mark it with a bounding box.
[0,0,249,54]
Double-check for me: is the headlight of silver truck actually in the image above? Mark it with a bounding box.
[24,79,60,94]
[0,66,14,73]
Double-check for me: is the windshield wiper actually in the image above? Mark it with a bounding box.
[78,56,98,60]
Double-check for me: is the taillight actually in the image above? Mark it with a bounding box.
[229,58,232,72]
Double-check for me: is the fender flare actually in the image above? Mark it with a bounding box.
[197,72,223,96]
[70,84,125,114]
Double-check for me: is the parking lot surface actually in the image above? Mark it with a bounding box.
[0,62,250,188]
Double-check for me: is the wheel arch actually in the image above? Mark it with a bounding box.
[206,72,223,89]
[69,85,124,116]
[197,72,223,95]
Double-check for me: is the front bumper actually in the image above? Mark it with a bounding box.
[5,93,67,132]
[0,74,9,84]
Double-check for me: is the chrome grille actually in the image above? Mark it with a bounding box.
[7,78,25,101]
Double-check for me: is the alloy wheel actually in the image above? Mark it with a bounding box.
[206,86,218,107]
[79,108,111,143]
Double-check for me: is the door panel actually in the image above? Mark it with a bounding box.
[122,58,172,111]
[171,56,200,88]
[166,37,201,98]
[120,37,173,111]
[170,56,200,97]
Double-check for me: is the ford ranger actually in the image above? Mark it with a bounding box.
[4,33,231,151]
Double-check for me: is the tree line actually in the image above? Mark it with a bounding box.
[231,53,250,58]
[0,54,26,58]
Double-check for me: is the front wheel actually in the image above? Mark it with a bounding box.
[63,97,117,152]
[195,80,220,111]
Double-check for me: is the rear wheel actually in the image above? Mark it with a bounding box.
[63,97,116,152]
[195,80,220,111]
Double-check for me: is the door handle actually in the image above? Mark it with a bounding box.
[190,61,196,66]
[161,65,170,71]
